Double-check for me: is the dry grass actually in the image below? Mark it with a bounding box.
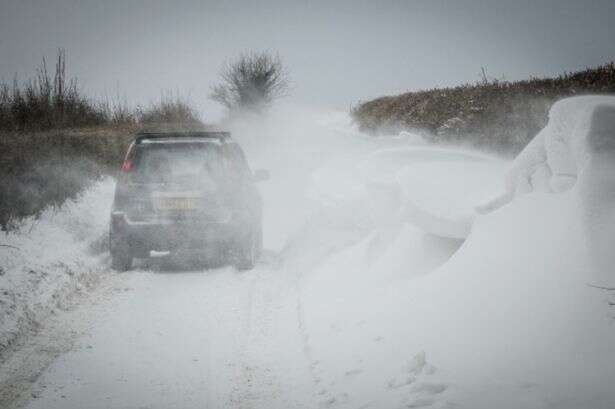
[0,50,113,132]
[0,118,211,231]
[351,63,615,154]
[0,51,207,230]
[137,96,202,126]
[0,125,137,230]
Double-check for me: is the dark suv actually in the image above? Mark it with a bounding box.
[109,131,268,271]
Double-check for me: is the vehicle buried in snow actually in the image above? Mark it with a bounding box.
[109,131,269,271]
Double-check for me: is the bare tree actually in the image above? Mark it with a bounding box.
[210,51,288,113]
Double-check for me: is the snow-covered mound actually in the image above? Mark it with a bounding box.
[301,188,615,409]
[0,179,114,353]
[291,98,615,408]
[479,95,615,213]
[479,95,615,286]
[307,147,507,239]
[366,148,506,238]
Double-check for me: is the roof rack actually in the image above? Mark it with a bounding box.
[135,131,230,143]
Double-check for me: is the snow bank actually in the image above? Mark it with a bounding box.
[291,99,615,408]
[480,95,615,211]
[479,96,615,286]
[361,147,507,239]
[0,179,114,353]
[304,146,507,241]
[577,102,615,288]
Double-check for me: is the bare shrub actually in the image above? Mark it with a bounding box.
[210,51,288,113]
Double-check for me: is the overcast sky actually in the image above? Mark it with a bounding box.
[1,0,614,120]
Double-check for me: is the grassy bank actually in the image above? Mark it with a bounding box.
[351,63,615,153]
[0,126,135,230]
[0,51,204,230]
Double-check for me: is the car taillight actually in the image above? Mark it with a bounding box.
[121,142,136,173]
[121,160,133,172]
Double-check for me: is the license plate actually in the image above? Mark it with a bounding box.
[156,197,198,211]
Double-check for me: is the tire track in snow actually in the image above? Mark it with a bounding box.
[226,262,318,409]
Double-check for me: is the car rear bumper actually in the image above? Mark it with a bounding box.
[111,212,248,256]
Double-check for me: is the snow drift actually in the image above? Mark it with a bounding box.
[0,179,114,353]
[360,147,507,239]
[278,98,615,408]
[479,95,615,287]
[479,96,615,205]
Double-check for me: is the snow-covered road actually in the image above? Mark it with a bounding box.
[19,263,317,409]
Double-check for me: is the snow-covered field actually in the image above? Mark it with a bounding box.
[1,99,615,408]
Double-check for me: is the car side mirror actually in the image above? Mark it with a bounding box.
[253,169,270,182]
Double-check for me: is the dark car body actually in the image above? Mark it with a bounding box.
[109,131,266,270]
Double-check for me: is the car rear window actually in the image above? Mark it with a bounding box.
[133,143,225,183]
[131,141,252,187]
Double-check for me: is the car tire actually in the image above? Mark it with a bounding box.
[110,234,133,272]
[234,225,262,271]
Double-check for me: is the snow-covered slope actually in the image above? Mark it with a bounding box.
[299,188,615,408]
[0,179,114,353]
[480,96,615,209]
[293,98,615,408]
[306,146,507,240]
